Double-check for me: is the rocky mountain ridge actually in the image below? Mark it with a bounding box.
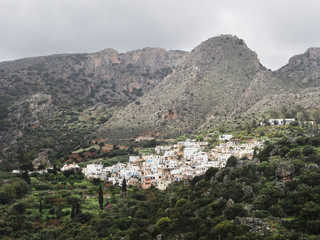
[1,34,320,167]
[0,47,186,166]
[98,35,320,139]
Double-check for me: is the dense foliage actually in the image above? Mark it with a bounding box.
[1,131,320,239]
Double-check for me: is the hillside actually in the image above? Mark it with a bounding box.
[0,48,186,167]
[2,34,320,168]
[2,128,320,239]
[97,35,316,140]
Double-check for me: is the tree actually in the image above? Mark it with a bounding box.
[224,204,248,220]
[38,164,46,171]
[53,163,58,174]
[21,170,31,184]
[226,156,237,168]
[13,202,26,214]
[122,178,127,197]
[39,198,43,216]
[205,167,219,181]
[71,203,75,219]
[297,111,305,127]
[218,124,226,134]
[313,110,320,124]
[155,217,171,232]
[98,184,103,210]
[214,220,235,239]
[92,177,101,185]
[269,110,279,119]
[75,202,81,216]
[302,145,315,156]
[196,134,204,142]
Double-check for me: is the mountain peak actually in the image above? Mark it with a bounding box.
[279,47,320,72]
[181,34,261,70]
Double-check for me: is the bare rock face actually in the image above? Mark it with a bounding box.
[226,198,235,208]
[99,35,320,140]
[32,149,51,168]
[276,47,320,87]
[235,217,270,235]
[0,47,186,160]
[98,35,267,139]
[286,48,320,70]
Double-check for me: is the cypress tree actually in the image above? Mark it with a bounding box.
[71,203,75,219]
[21,170,31,184]
[122,178,127,197]
[39,198,43,216]
[98,184,103,209]
[75,202,81,216]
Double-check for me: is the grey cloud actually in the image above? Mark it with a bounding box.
[1,0,320,70]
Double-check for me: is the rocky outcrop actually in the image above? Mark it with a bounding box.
[0,47,185,146]
[98,35,267,139]
[32,149,51,168]
[276,47,320,87]
[0,47,186,164]
[98,35,320,140]
[226,198,235,208]
[235,217,270,234]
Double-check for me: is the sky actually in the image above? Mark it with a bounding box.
[1,0,320,70]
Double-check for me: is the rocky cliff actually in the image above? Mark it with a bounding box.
[2,34,320,166]
[97,35,320,139]
[0,48,186,165]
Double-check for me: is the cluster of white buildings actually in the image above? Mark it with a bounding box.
[80,137,264,190]
[260,118,296,126]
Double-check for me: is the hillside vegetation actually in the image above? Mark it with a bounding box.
[0,48,185,168]
[1,124,320,239]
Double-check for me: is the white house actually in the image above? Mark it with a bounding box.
[129,156,140,163]
[219,134,233,141]
[61,162,80,171]
[192,151,208,163]
[82,163,103,178]
[269,118,295,125]
[184,147,199,160]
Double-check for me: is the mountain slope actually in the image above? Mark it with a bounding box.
[98,36,320,139]
[0,48,186,165]
[96,35,276,138]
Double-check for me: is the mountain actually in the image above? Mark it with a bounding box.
[0,48,186,166]
[276,47,320,87]
[2,34,320,167]
[98,35,320,140]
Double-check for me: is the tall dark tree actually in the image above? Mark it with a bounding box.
[98,184,103,210]
[21,170,31,184]
[39,198,43,216]
[122,178,127,197]
[75,202,81,216]
[53,163,57,174]
[71,203,75,219]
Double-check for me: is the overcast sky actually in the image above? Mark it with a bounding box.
[1,0,320,70]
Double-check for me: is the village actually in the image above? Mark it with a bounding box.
[59,135,265,190]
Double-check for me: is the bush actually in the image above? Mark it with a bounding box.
[155,217,171,232]
[224,204,248,220]
[34,182,51,190]
[302,145,315,156]
[226,156,237,168]
[205,167,219,181]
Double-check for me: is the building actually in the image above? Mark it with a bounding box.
[82,163,103,179]
[268,118,295,125]
[60,162,80,171]
[219,134,233,141]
